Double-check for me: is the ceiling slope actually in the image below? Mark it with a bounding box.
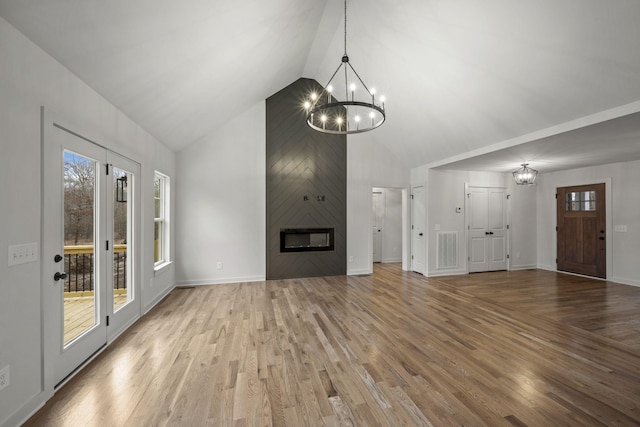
[2,0,640,170]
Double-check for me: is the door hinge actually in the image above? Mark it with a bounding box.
[411,255,414,260]
[555,193,557,199]
[468,257,470,261]
[106,240,110,251]
[507,254,510,259]
[507,224,510,230]
[411,194,414,199]
[556,226,558,231]
[106,316,110,326]
[556,258,558,263]
[106,164,110,175]
[412,225,414,230]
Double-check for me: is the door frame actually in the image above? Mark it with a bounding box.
[365,186,410,274]
[41,108,142,394]
[464,183,510,273]
[410,185,426,275]
[553,178,612,280]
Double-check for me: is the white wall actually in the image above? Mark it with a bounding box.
[536,160,640,286]
[372,188,403,263]
[0,16,175,427]
[175,102,266,285]
[508,181,538,270]
[347,136,411,275]
[174,115,410,281]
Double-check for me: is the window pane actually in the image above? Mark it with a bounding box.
[154,221,163,263]
[565,191,596,211]
[154,176,162,219]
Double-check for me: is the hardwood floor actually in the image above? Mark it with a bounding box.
[25,265,640,426]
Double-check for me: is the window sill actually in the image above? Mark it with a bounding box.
[154,261,173,275]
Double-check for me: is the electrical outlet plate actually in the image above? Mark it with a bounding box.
[0,365,9,391]
[8,242,38,266]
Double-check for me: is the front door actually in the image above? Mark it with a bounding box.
[557,183,606,278]
[468,187,508,273]
[43,114,140,386]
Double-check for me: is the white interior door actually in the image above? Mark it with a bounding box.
[43,115,140,386]
[468,187,508,273]
[411,186,425,274]
[372,191,383,263]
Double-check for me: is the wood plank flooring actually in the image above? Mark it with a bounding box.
[25,265,640,426]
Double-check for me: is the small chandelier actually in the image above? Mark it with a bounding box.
[512,163,538,185]
[304,0,385,135]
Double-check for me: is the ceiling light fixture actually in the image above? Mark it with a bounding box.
[512,163,538,185]
[304,0,385,135]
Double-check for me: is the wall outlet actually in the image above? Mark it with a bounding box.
[349,256,354,263]
[0,365,9,391]
[216,261,223,270]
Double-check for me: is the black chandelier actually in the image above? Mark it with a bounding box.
[304,0,385,134]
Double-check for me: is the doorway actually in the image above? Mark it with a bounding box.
[43,112,140,386]
[467,186,508,273]
[372,188,403,265]
[557,183,606,278]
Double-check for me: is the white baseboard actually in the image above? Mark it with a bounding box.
[347,268,372,276]
[427,269,467,277]
[175,275,265,287]
[510,264,537,271]
[143,281,175,315]
[611,276,640,288]
[381,258,402,263]
[2,395,47,427]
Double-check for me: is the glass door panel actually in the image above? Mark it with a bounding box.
[63,150,98,346]
[112,167,132,313]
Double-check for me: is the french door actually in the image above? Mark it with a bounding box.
[43,113,140,386]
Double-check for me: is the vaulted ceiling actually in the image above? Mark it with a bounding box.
[2,0,640,171]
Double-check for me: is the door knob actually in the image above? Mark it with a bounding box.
[54,254,63,263]
[419,233,423,236]
[54,272,67,281]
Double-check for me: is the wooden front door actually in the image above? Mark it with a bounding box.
[557,183,606,278]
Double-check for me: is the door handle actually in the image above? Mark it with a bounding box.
[599,236,605,240]
[485,231,494,235]
[54,272,67,281]
[419,233,423,236]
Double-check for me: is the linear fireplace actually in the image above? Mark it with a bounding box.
[280,228,334,252]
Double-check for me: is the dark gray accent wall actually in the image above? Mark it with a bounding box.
[266,78,347,279]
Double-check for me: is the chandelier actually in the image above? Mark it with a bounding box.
[304,0,385,134]
[512,163,538,185]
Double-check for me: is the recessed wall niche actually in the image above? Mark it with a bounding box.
[266,78,347,279]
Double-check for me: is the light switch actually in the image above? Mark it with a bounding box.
[614,225,628,232]
[8,242,38,266]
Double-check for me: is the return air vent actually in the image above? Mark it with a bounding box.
[437,231,458,269]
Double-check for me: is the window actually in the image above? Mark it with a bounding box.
[154,171,170,268]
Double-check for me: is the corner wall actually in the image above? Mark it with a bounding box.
[0,16,175,427]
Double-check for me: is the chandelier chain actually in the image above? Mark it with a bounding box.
[344,0,347,55]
